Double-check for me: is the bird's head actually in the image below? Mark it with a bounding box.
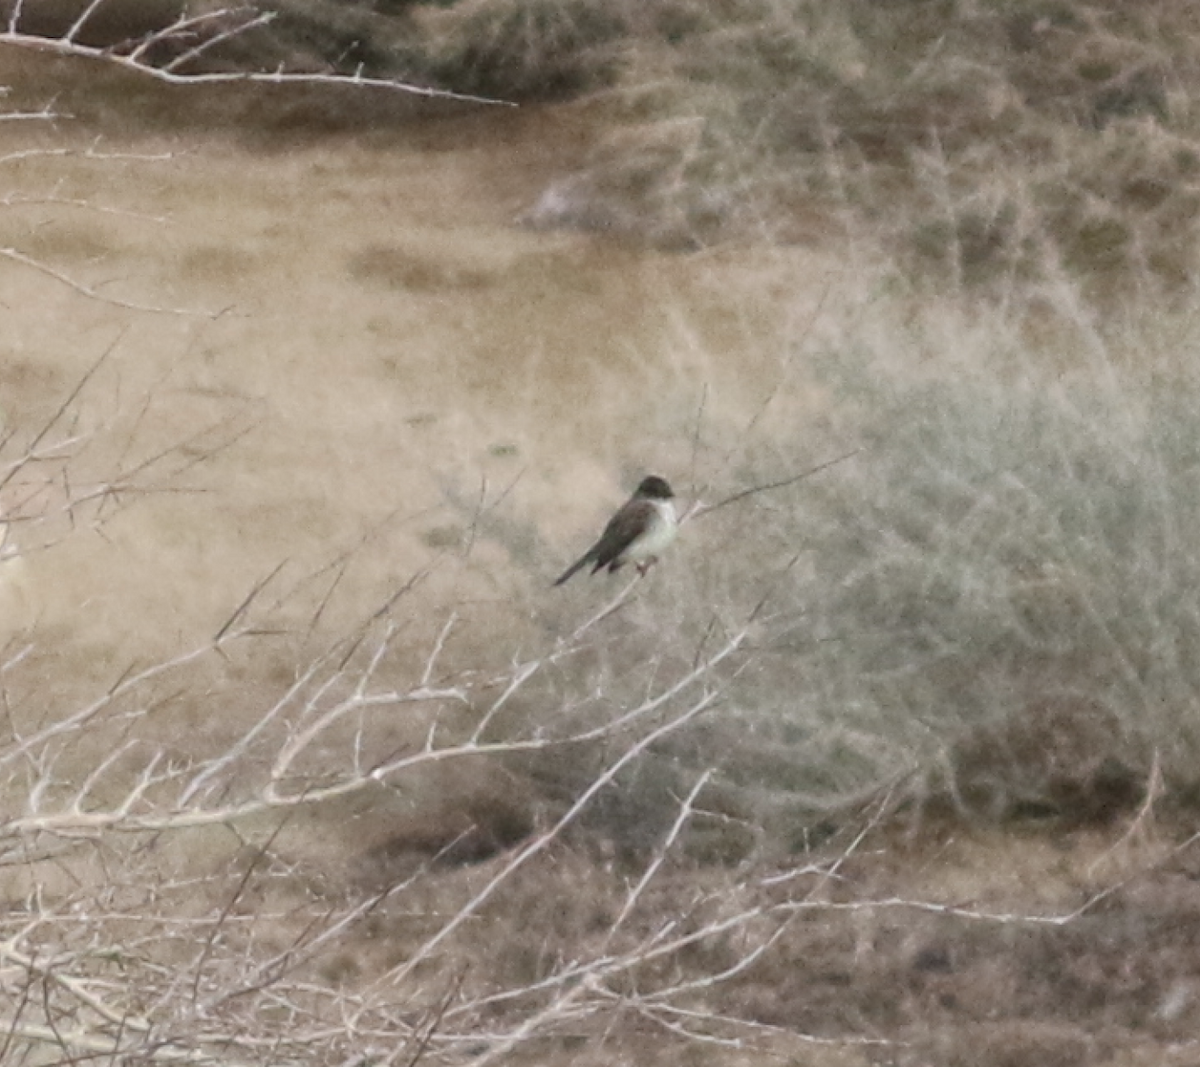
[635,475,674,500]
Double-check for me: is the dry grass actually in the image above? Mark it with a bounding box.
[3,23,1200,1067]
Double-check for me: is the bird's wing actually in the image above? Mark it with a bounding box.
[589,499,656,570]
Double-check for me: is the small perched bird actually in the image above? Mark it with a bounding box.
[554,475,678,586]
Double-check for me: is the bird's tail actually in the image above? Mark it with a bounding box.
[553,553,592,586]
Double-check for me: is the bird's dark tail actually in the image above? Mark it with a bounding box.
[553,554,591,586]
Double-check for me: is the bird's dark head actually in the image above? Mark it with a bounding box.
[635,475,674,500]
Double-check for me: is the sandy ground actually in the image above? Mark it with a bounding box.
[0,72,836,670]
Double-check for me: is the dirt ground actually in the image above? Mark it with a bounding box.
[0,56,838,650]
[1,56,1199,1067]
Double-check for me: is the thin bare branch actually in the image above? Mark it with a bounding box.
[0,21,515,107]
[686,447,862,521]
[0,247,223,317]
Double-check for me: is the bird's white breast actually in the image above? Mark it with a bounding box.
[625,499,678,561]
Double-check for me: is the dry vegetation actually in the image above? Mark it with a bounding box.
[1,3,1200,1066]
[242,0,1200,284]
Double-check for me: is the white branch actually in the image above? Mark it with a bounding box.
[0,247,222,317]
[0,15,515,108]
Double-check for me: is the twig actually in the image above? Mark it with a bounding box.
[686,447,861,521]
[0,22,515,107]
[0,247,223,317]
[606,770,713,941]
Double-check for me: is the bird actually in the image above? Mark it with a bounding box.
[554,475,678,586]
